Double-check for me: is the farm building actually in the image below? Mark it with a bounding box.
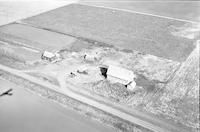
[127,81,136,91]
[100,65,136,90]
[41,51,56,61]
[83,53,97,62]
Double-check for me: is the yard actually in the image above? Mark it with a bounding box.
[22,39,198,131]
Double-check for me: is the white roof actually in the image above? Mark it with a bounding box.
[107,65,135,82]
[43,51,55,58]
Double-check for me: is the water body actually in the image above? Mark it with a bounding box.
[0,79,115,132]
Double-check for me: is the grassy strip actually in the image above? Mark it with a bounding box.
[0,46,25,63]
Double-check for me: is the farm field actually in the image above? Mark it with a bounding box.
[0,23,77,52]
[22,3,198,62]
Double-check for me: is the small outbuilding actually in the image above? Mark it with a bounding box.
[127,81,136,91]
[83,54,96,61]
[77,65,88,74]
[41,51,56,62]
[99,65,108,78]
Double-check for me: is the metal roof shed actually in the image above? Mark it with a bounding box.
[107,65,135,85]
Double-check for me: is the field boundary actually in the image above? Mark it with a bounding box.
[78,3,199,24]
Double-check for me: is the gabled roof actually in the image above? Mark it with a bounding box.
[107,65,135,82]
[42,51,55,58]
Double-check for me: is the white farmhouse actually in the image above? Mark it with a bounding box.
[83,54,97,62]
[41,51,56,61]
